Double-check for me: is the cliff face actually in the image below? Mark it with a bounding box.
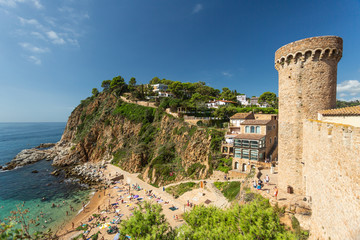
[53,92,222,186]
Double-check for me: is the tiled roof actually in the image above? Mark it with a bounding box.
[230,112,254,119]
[234,134,266,140]
[319,106,360,116]
[241,119,272,125]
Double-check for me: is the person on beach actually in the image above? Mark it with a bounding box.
[265,175,270,185]
[274,186,278,200]
[72,222,74,229]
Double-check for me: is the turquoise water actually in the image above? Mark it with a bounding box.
[0,122,91,233]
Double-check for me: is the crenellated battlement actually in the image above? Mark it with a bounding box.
[274,36,342,70]
[275,35,343,196]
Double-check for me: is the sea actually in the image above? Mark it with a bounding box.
[0,122,92,233]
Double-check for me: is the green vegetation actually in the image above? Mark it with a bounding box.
[187,163,206,178]
[336,99,360,108]
[258,91,278,108]
[113,101,156,124]
[213,105,278,121]
[216,157,232,173]
[119,202,174,240]
[208,129,225,151]
[118,197,300,239]
[214,181,241,201]
[291,215,310,239]
[165,182,199,198]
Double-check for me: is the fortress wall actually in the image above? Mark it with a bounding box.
[275,36,342,194]
[303,120,360,239]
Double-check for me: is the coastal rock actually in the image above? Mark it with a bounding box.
[35,143,56,149]
[51,169,61,176]
[64,163,106,185]
[3,146,55,170]
[32,170,39,173]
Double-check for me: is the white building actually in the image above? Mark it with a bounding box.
[151,84,168,93]
[236,95,249,106]
[206,99,237,109]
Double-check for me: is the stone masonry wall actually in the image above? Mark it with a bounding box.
[275,36,342,194]
[303,120,360,239]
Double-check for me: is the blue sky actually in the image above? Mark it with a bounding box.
[0,0,360,122]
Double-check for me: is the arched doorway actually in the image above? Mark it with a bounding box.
[242,163,247,172]
[234,162,239,170]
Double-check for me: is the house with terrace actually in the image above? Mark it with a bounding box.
[221,113,278,177]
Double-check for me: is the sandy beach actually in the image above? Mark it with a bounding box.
[56,164,197,240]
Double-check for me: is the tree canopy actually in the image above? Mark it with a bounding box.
[258,92,278,108]
[119,202,174,240]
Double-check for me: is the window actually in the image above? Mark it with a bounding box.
[269,137,272,144]
[242,149,249,159]
[250,126,255,133]
[274,137,277,143]
[235,149,241,158]
[256,126,260,134]
[234,139,241,147]
[267,126,272,131]
[273,125,275,129]
[245,126,250,133]
[222,147,228,153]
[242,140,249,147]
[250,140,258,148]
[250,150,258,160]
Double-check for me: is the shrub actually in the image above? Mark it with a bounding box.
[214,181,240,201]
[187,163,205,177]
[165,182,199,198]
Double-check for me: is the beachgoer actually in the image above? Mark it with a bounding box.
[274,186,278,200]
[72,222,74,229]
[253,180,257,188]
[265,175,270,185]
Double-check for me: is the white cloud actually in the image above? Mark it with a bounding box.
[337,80,360,101]
[222,72,233,77]
[28,55,41,65]
[31,31,46,40]
[18,17,45,30]
[19,42,49,53]
[0,0,24,8]
[0,0,42,9]
[46,30,65,44]
[31,0,42,9]
[66,38,79,46]
[192,3,203,14]
[58,6,73,13]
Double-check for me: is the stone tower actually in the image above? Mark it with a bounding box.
[274,36,343,194]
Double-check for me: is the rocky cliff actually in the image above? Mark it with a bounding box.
[52,92,223,186]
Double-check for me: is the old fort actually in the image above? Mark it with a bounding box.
[221,36,359,239]
[275,36,359,239]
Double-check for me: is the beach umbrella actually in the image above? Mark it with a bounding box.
[134,195,139,198]
[113,233,120,240]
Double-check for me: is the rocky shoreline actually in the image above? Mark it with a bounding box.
[1,143,56,170]
[1,143,108,186]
